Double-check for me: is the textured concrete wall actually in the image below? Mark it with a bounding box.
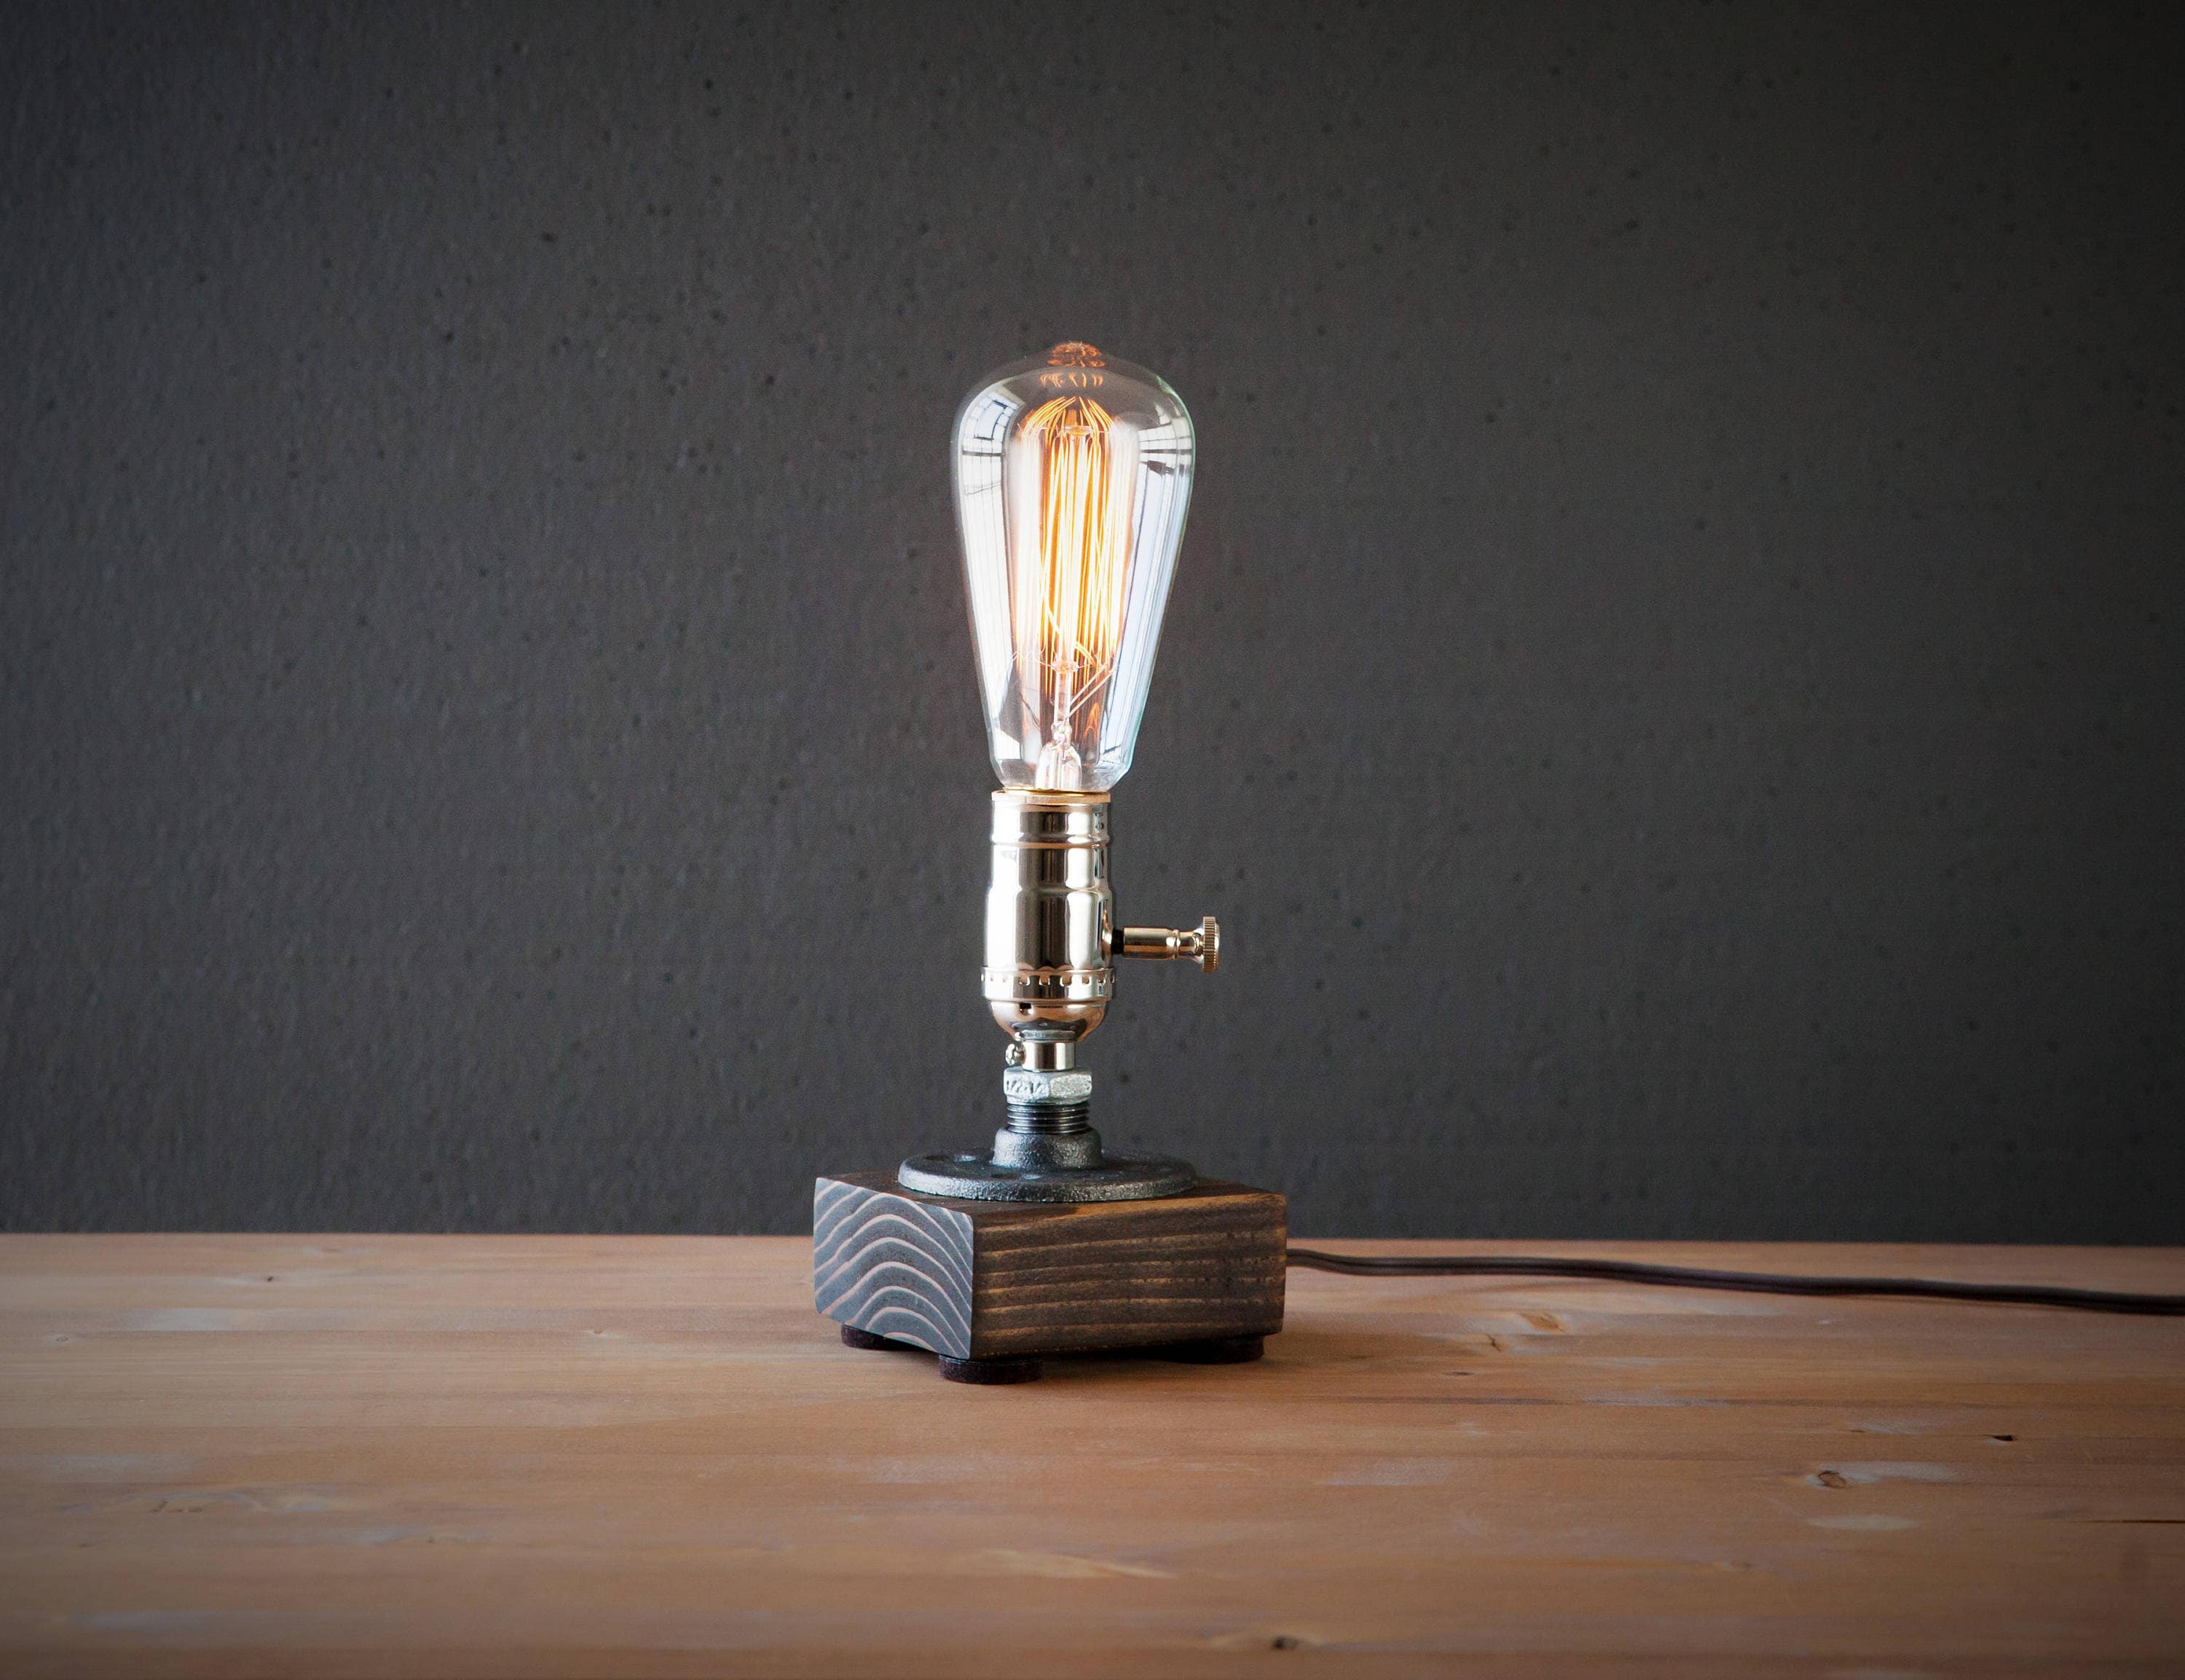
[4,4,2178,1239]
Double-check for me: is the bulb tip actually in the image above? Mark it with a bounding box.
[1046,341,1106,368]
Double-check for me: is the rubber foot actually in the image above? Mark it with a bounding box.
[937,1353,1044,1385]
[1149,1333,1266,1365]
[840,1325,910,1352]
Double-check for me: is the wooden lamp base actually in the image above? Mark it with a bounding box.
[813,1171,1286,1384]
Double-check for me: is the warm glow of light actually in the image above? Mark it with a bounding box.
[956,339,1189,792]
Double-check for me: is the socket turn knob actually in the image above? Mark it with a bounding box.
[1117,917,1220,971]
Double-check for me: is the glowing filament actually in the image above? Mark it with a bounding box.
[1014,393,1132,779]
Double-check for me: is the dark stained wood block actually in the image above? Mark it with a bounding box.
[812,1170,1286,1361]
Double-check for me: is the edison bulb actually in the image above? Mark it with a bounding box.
[953,342,1195,791]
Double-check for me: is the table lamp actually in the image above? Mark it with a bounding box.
[814,342,1288,1384]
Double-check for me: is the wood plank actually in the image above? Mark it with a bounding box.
[814,1172,1287,1359]
[1,1234,2181,1676]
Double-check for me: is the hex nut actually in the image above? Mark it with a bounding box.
[1001,1067,1094,1103]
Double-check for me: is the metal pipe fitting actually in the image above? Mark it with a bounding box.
[1000,1066,1093,1136]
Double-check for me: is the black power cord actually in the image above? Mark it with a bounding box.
[1286,1249,2185,1317]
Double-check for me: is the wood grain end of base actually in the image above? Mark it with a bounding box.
[813,1175,975,1359]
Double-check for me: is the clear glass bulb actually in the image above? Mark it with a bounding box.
[953,342,1195,791]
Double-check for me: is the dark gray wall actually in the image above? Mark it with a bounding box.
[4,3,2178,1240]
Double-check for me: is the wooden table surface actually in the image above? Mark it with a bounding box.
[1,1235,2181,1677]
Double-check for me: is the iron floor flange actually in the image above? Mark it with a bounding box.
[895,1148,1197,1203]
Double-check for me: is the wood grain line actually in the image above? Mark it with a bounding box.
[811,1179,975,1357]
